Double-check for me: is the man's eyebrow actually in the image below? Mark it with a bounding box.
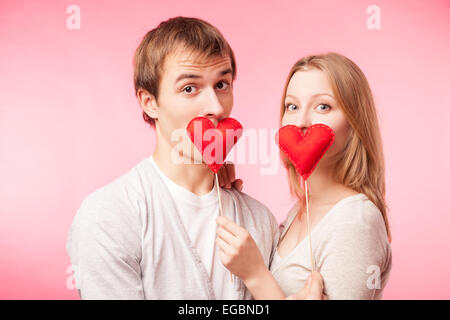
[219,68,232,76]
[175,73,203,83]
[175,68,233,84]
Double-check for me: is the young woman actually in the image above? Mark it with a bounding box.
[216,52,392,300]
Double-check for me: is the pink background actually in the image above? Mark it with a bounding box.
[1,0,449,299]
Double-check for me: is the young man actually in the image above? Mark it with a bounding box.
[66,16,280,299]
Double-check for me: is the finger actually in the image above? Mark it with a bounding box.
[289,285,308,300]
[216,225,239,247]
[216,238,235,269]
[310,271,324,289]
[294,276,312,299]
[306,271,324,300]
[232,179,243,192]
[215,236,235,255]
[217,168,226,187]
[225,161,236,184]
[216,216,244,237]
[323,294,329,300]
[222,164,232,188]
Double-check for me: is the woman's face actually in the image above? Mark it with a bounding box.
[281,68,351,162]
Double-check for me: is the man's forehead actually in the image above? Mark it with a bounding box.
[167,50,232,72]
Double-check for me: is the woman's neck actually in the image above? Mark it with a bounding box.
[303,161,356,207]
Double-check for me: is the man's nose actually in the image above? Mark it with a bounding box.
[202,88,225,125]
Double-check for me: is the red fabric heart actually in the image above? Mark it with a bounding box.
[186,117,243,173]
[276,124,335,180]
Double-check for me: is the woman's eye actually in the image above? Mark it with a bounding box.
[183,86,196,94]
[316,104,331,112]
[286,104,298,111]
[216,81,229,90]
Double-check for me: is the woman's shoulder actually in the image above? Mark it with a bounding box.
[323,191,389,246]
[331,192,382,223]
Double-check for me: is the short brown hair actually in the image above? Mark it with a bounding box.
[133,16,237,127]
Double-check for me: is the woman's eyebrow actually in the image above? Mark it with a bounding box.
[311,93,335,99]
[285,94,301,104]
[286,93,334,101]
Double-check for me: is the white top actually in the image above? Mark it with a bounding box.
[66,155,279,299]
[148,156,235,299]
[270,193,392,300]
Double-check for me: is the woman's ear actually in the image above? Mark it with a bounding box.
[137,88,159,121]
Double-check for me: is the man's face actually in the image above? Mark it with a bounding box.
[152,49,234,164]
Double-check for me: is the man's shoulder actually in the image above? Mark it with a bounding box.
[67,163,146,263]
[75,159,150,223]
[224,188,277,225]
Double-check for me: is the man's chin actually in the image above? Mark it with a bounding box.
[178,152,206,166]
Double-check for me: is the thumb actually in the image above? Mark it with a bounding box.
[305,271,324,300]
[286,277,310,300]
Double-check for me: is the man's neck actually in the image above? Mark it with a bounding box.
[152,145,215,196]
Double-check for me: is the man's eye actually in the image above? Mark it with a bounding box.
[286,104,298,111]
[183,86,196,94]
[316,104,331,112]
[216,81,229,90]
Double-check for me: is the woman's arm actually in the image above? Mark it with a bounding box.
[216,216,324,300]
[318,213,391,299]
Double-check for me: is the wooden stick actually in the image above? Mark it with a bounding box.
[215,172,233,283]
[215,173,224,217]
[304,179,316,272]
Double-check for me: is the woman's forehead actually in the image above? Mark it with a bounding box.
[287,69,334,97]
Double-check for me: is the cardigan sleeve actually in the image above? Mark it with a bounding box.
[66,191,145,300]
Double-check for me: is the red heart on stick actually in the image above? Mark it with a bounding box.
[276,124,335,180]
[186,117,243,173]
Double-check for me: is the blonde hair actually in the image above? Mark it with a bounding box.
[280,52,391,242]
[133,16,237,127]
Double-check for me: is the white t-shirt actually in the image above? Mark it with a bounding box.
[149,156,235,299]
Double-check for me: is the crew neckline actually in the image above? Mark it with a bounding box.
[148,155,218,207]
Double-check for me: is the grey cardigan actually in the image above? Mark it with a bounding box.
[66,157,280,299]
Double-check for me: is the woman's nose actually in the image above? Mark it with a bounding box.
[296,113,312,133]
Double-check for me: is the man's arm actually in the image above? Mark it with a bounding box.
[67,205,144,299]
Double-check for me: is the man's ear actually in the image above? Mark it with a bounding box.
[137,88,159,121]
